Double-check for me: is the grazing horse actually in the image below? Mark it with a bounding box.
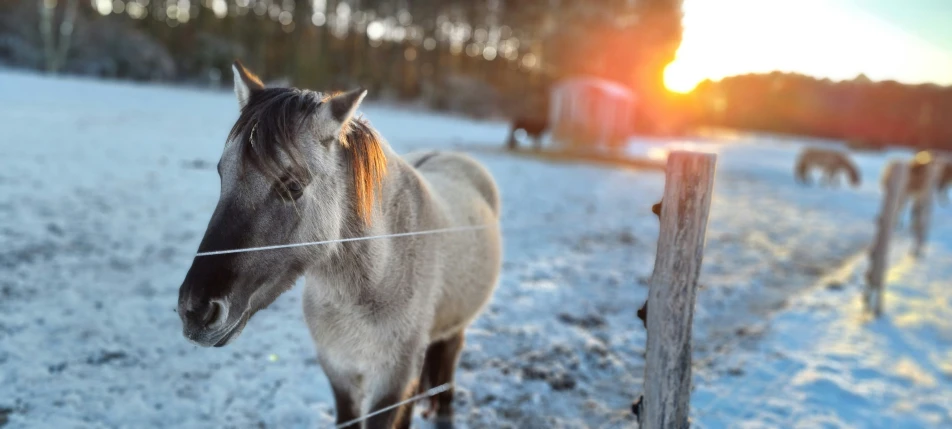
[506,116,548,151]
[177,61,503,429]
[794,147,861,188]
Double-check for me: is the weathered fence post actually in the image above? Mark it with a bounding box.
[865,160,909,317]
[911,157,943,257]
[639,151,716,429]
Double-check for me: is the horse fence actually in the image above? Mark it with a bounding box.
[638,149,946,429]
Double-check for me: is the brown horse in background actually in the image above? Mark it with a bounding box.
[795,147,862,188]
[506,116,549,150]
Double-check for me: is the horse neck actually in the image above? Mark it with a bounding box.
[308,145,412,288]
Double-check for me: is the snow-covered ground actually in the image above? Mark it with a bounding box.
[692,218,952,429]
[1,68,949,428]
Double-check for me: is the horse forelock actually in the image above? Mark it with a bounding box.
[227,86,387,226]
[228,87,317,183]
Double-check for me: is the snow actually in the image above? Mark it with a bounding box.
[692,217,952,428]
[1,67,950,428]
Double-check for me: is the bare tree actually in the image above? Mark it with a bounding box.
[38,0,79,73]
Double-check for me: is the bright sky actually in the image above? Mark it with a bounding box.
[663,0,952,93]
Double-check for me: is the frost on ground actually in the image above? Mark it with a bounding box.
[692,220,952,429]
[0,69,948,428]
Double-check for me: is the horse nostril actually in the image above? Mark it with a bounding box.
[203,300,226,328]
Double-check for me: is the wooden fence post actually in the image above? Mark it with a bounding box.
[911,158,942,257]
[639,151,716,429]
[865,160,909,317]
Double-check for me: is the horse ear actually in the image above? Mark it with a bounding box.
[232,60,264,110]
[326,87,368,125]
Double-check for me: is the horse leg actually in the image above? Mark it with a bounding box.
[506,128,517,150]
[325,371,361,429]
[938,188,950,206]
[896,196,908,229]
[797,171,810,186]
[391,380,419,429]
[419,331,465,429]
[365,355,422,429]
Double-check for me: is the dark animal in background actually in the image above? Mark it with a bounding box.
[506,116,549,150]
[794,147,862,188]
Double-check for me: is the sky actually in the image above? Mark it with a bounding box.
[663,0,952,93]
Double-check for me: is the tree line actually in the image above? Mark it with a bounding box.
[16,0,943,152]
[685,72,952,151]
[0,0,683,124]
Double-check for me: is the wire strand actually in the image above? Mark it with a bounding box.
[196,225,491,256]
[194,213,649,257]
[333,383,452,429]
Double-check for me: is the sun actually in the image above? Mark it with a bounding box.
[663,61,701,94]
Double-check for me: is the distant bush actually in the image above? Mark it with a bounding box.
[176,33,247,87]
[422,74,501,120]
[67,19,176,81]
[0,34,42,69]
[0,2,175,81]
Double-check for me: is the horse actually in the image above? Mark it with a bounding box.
[177,61,503,429]
[883,152,951,227]
[506,116,548,151]
[794,147,862,188]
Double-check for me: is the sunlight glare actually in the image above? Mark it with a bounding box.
[647,147,669,161]
[667,0,952,90]
[663,61,698,93]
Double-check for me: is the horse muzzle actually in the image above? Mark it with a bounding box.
[178,298,239,347]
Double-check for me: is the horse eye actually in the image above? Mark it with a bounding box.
[278,179,304,200]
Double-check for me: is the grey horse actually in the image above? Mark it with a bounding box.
[177,61,503,429]
[883,152,952,229]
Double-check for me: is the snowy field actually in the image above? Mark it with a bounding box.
[1,68,950,428]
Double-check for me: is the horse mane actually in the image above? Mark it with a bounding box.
[228,87,387,225]
[334,106,387,225]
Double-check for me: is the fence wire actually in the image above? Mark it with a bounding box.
[194,213,651,257]
[192,210,654,427]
